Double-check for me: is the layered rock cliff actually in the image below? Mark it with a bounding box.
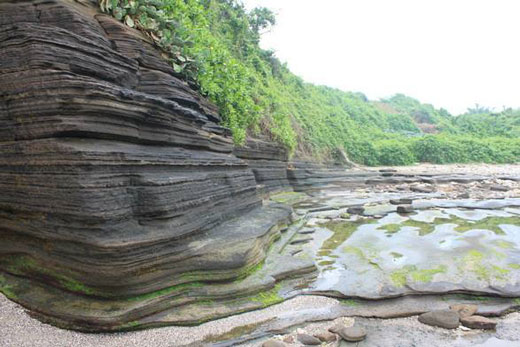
[0,0,321,331]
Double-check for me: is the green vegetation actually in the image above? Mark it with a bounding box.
[126,281,203,302]
[0,274,16,299]
[269,191,308,205]
[379,215,520,237]
[203,319,271,343]
[453,216,520,235]
[320,219,376,257]
[100,1,520,165]
[340,298,361,307]
[457,249,510,282]
[390,265,447,287]
[2,255,97,295]
[250,284,282,307]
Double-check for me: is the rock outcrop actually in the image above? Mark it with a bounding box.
[0,0,315,331]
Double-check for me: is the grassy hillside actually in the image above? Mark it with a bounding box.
[99,0,520,165]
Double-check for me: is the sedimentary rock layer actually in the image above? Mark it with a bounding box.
[0,0,315,331]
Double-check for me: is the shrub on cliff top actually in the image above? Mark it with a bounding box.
[99,0,520,166]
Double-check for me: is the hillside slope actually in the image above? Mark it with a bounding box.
[99,0,520,165]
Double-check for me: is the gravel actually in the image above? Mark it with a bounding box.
[0,294,338,347]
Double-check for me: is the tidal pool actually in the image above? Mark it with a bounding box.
[306,208,520,299]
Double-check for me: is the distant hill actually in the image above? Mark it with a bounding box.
[100,0,519,165]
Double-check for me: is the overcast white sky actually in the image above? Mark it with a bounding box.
[242,0,520,115]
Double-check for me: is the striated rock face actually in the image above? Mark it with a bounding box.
[234,137,291,193]
[0,0,316,331]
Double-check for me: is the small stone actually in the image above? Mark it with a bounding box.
[410,185,435,193]
[328,324,344,334]
[450,304,478,318]
[379,169,397,173]
[460,315,497,330]
[418,310,460,329]
[282,335,295,343]
[490,184,508,192]
[457,192,470,199]
[262,339,286,347]
[290,237,312,245]
[397,205,413,214]
[338,326,367,342]
[297,333,321,345]
[381,172,394,177]
[347,206,365,215]
[315,331,337,342]
[298,228,316,234]
[389,198,413,205]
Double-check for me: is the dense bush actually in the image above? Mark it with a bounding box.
[100,0,520,166]
[375,140,416,166]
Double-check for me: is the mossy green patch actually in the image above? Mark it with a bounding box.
[250,284,283,307]
[378,224,401,234]
[390,264,447,287]
[126,281,204,302]
[269,192,307,205]
[2,254,97,295]
[343,246,365,259]
[390,252,404,259]
[204,319,271,343]
[494,240,516,249]
[318,260,335,266]
[0,274,16,299]
[453,216,520,235]
[508,263,520,270]
[411,265,447,282]
[444,294,491,302]
[457,249,511,282]
[340,298,361,307]
[320,219,376,257]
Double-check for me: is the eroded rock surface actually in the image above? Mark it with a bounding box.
[0,0,315,331]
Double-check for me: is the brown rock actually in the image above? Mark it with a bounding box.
[282,335,295,344]
[315,331,337,342]
[460,315,497,330]
[450,304,478,318]
[328,324,343,334]
[338,326,367,342]
[490,184,508,192]
[297,333,321,345]
[418,310,460,329]
[262,340,286,347]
